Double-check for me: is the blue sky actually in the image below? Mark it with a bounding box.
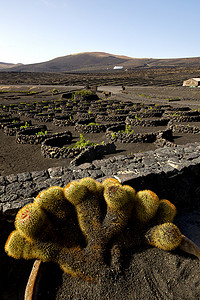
[1,0,200,64]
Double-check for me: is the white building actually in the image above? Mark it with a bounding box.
[183,78,200,87]
[113,66,123,70]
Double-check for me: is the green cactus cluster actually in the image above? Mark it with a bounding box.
[5,177,184,282]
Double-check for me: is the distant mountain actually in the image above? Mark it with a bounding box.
[0,62,23,70]
[2,52,200,72]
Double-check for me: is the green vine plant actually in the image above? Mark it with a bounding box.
[35,130,48,136]
[118,125,134,134]
[135,114,142,121]
[75,90,94,97]
[20,122,30,129]
[68,134,97,149]
[86,123,100,126]
[5,177,200,283]
[111,132,116,140]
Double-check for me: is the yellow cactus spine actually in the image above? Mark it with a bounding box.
[34,186,71,219]
[145,222,182,251]
[123,185,136,203]
[102,183,135,241]
[134,190,160,223]
[63,181,88,206]
[64,178,102,247]
[102,177,121,189]
[4,230,40,260]
[79,177,98,194]
[15,203,54,242]
[154,199,176,224]
[103,183,129,209]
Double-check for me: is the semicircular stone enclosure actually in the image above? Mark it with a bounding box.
[41,130,116,160]
[41,131,78,158]
[105,123,173,144]
[16,125,49,144]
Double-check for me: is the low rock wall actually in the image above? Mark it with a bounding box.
[128,111,164,118]
[0,117,20,128]
[172,124,200,134]
[171,115,200,122]
[4,121,32,136]
[1,141,200,219]
[41,134,113,160]
[70,142,116,166]
[106,125,173,143]
[16,125,48,144]
[125,117,170,127]
[74,123,106,133]
[34,113,55,122]
[53,116,75,126]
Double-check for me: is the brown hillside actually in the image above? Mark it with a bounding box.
[0,62,23,70]
[2,52,200,72]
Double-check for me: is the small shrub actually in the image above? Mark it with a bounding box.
[35,130,48,136]
[135,114,142,121]
[87,123,100,126]
[111,132,116,139]
[20,122,30,129]
[68,134,97,149]
[118,125,134,134]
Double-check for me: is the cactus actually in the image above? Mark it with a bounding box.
[153,199,176,224]
[64,180,101,239]
[79,177,98,194]
[145,223,182,251]
[5,230,35,259]
[103,183,129,209]
[63,181,88,206]
[15,203,55,242]
[102,182,135,241]
[5,177,198,283]
[123,185,136,202]
[102,177,121,188]
[34,186,71,220]
[134,190,160,223]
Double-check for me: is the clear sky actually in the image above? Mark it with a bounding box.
[1,0,200,64]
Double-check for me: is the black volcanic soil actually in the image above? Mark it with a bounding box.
[0,81,200,176]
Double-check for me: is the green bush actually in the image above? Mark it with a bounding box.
[35,130,48,135]
[118,125,134,134]
[68,134,97,149]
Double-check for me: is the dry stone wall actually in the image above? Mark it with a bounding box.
[1,141,200,220]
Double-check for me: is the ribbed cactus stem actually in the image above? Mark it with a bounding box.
[34,186,72,219]
[64,178,103,256]
[134,190,160,223]
[64,181,88,206]
[102,183,135,241]
[145,223,182,251]
[154,199,176,224]
[15,203,55,242]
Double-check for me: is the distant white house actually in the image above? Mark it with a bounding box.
[113,66,123,70]
[183,78,200,87]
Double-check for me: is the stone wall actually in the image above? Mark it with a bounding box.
[16,125,48,144]
[1,141,200,219]
[105,125,173,143]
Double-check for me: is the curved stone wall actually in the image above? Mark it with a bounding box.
[106,124,173,143]
[4,121,32,136]
[16,125,48,144]
[125,117,170,127]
